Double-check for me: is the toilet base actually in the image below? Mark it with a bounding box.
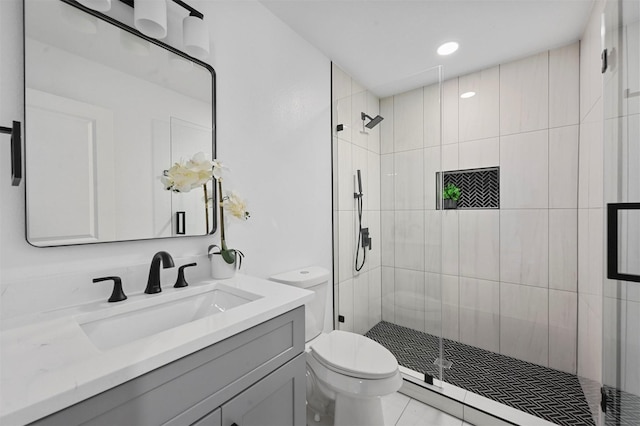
[334,393,385,426]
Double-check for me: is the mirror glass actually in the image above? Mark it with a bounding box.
[24,0,216,246]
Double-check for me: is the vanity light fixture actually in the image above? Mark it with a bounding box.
[134,0,168,39]
[437,41,459,56]
[460,91,476,99]
[76,0,210,59]
[183,14,209,58]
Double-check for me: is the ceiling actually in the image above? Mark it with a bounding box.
[260,0,595,97]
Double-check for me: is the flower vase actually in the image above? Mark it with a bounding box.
[209,253,236,279]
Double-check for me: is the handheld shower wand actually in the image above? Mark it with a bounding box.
[354,170,371,272]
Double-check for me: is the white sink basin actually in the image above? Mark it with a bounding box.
[77,284,259,351]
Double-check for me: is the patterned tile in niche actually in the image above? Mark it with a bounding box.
[365,321,595,426]
[439,167,500,209]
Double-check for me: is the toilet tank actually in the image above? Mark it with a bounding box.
[269,266,329,342]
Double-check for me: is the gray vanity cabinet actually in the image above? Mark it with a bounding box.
[30,307,306,426]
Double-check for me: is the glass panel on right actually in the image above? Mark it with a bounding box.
[602,0,640,424]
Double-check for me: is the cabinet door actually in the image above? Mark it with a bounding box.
[192,408,221,426]
[221,354,306,426]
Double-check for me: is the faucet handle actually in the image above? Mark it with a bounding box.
[93,276,127,303]
[174,263,197,288]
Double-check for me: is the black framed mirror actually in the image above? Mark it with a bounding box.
[23,0,216,247]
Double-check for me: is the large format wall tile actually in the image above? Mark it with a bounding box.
[443,78,459,145]
[338,210,355,282]
[441,143,459,172]
[394,211,425,271]
[500,282,549,367]
[549,125,579,208]
[423,273,459,340]
[459,277,500,352]
[382,266,395,322]
[394,268,425,331]
[337,138,353,211]
[549,209,578,292]
[500,130,549,209]
[500,51,549,135]
[424,210,442,273]
[424,146,441,210]
[549,43,580,128]
[442,274,460,341]
[380,97,394,154]
[367,149,381,211]
[380,154,394,210]
[424,272,442,337]
[624,300,640,395]
[458,137,499,170]
[381,211,395,267]
[459,210,499,281]
[353,270,370,334]
[369,267,382,331]
[394,150,424,210]
[424,83,441,147]
[500,209,549,287]
[459,66,500,142]
[578,293,603,382]
[549,289,577,374]
[394,87,424,152]
[441,211,460,276]
[338,277,354,332]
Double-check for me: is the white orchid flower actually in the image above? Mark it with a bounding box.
[212,159,229,181]
[223,190,250,221]
[185,152,214,186]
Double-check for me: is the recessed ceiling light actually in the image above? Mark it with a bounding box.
[460,91,476,99]
[437,41,459,56]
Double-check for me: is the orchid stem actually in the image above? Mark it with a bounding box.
[217,179,226,248]
[203,183,210,234]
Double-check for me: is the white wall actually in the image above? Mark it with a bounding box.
[0,0,332,330]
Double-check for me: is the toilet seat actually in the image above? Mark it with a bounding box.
[309,330,398,380]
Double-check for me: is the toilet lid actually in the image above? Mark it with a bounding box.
[309,331,399,380]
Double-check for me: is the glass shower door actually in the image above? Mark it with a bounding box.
[602,0,640,424]
[376,65,446,386]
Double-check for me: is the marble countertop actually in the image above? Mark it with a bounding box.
[0,274,313,425]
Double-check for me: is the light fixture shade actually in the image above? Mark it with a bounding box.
[183,15,209,59]
[76,0,111,12]
[135,0,167,39]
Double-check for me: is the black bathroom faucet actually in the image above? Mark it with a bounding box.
[145,251,175,294]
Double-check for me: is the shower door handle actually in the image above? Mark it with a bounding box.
[607,203,640,283]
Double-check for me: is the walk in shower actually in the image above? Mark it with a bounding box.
[331,1,639,424]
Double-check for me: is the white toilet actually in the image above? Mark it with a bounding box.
[270,267,402,426]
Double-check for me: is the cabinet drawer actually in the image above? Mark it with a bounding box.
[30,307,304,426]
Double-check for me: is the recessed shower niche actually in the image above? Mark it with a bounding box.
[437,167,500,210]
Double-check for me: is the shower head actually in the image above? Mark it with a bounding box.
[361,112,384,129]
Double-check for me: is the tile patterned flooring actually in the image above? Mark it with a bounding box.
[307,392,471,426]
[382,392,472,426]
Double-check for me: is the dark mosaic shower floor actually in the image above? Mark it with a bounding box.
[365,321,595,426]
[603,385,640,426]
